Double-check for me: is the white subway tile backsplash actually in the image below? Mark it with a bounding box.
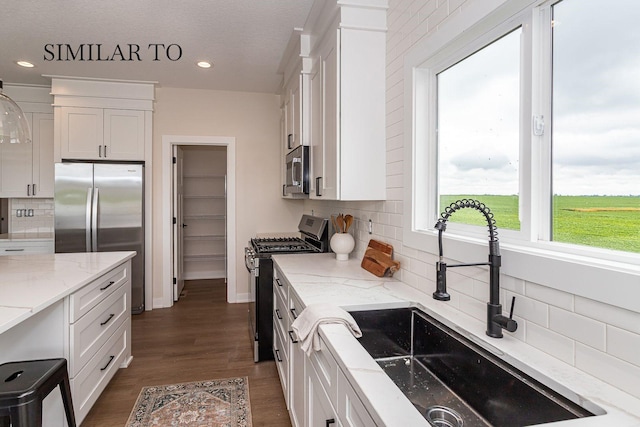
[575,296,640,335]
[607,326,640,367]
[526,322,574,365]
[506,291,549,327]
[458,293,485,322]
[576,343,640,400]
[526,282,574,311]
[549,307,606,351]
[501,275,525,294]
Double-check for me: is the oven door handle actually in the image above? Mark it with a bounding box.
[244,248,256,272]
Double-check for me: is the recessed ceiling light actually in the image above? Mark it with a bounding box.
[16,61,35,68]
[197,61,212,69]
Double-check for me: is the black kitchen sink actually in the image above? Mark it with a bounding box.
[349,307,603,427]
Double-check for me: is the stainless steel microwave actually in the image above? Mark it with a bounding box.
[284,145,309,196]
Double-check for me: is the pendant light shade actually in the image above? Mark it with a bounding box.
[0,80,31,144]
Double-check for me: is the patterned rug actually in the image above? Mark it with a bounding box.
[126,377,252,427]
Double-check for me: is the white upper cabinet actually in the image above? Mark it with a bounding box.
[306,0,387,201]
[0,85,54,198]
[51,77,154,162]
[59,107,145,160]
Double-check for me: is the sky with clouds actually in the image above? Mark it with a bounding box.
[437,0,639,197]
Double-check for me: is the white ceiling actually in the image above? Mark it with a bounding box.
[0,0,315,93]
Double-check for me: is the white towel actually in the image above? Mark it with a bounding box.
[292,303,362,355]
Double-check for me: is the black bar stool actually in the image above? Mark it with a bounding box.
[0,358,76,427]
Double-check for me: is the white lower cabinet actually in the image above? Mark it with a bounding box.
[273,263,376,427]
[306,356,339,427]
[68,260,132,423]
[0,240,54,255]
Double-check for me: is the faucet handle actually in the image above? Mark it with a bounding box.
[509,296,516,320]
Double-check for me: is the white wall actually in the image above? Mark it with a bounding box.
[152,87,304,303]
[305,0,640,400]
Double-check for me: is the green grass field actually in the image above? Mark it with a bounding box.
[440,195,640,253]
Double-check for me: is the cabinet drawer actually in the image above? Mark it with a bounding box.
[308,335,338,409]
[273,323,290,408]
[69,262,127,322]
[289,289,304,321]
[71,320,128,423]
[273,267,288,303]
[69,281,128,376]
[338,370,377,427]
[274,289,288,338]
[0,241,54,255]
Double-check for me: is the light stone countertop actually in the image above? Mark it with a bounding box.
[273,253,640,427]
[0,251,135,334]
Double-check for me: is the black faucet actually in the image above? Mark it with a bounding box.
[433,199,517,338]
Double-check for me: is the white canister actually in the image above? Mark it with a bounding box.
[330,233,355,261]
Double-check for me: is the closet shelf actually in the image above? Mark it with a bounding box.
[183,175,226,179]
[183,195,226,199]
[183,214,226,220]
[184,254,226,262]
[184,234,225,241]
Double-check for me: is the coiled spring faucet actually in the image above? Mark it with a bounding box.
[434,199,517,338]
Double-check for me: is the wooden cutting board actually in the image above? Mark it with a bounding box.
[361,239,400,277]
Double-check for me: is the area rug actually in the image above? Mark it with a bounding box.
[126,377,252,427]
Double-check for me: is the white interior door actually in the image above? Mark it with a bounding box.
[172,145,185,301]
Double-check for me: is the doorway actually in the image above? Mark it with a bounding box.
[174,145,228,301]
[162,135,236,308]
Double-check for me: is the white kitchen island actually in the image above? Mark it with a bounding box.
[0,251,135,426]
[272,253,640,427]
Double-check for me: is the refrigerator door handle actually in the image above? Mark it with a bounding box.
[91,187,99,252]
[85,187,93,251]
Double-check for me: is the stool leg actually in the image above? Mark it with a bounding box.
[58,376,77,427]
[10,402,42,427]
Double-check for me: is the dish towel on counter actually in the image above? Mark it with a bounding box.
[292,303,362,356]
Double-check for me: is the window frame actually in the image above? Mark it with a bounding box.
[402,0,639,312]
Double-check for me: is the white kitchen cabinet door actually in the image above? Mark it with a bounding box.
[309,46,338,200]
[103,109,145,160]
[59,107,145,161]
[306,357,340,427]
[0,129,33,197]
[0,112,54,198]
[59,107,104,160]
[288,291,305,427]
[306,2,387,201]
[32,113,55,197]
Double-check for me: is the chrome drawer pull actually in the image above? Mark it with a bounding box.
[288,330,298,343]
[274,349,282,362]
[275,309,283,320]
[275,278,283,287]
[100,313,115,326]
[290,307,298,319]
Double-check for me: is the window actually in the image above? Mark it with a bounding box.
[437,29,522,231]
[407,0,640,258]
[550,0,640,253]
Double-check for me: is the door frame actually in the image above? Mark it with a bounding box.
[161,135,237,307]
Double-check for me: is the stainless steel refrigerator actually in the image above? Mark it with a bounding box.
[55,162,145,313]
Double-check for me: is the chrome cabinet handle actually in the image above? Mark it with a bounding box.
[288,330,298,343]
[274,348,282,362]
[5,248,25,252]
[326,419,335,427]
[275,278,283,287]
[32,184,36,195]
[27,184,31,196]
[290,307,298,319]
[315,177,322,196]
[275,309,283,320]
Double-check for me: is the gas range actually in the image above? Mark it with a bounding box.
[250,237,321,255]
[245,214,328,362]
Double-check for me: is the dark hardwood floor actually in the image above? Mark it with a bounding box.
[81,279,291,426]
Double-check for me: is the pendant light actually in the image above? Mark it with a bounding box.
[0,80,31,144]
